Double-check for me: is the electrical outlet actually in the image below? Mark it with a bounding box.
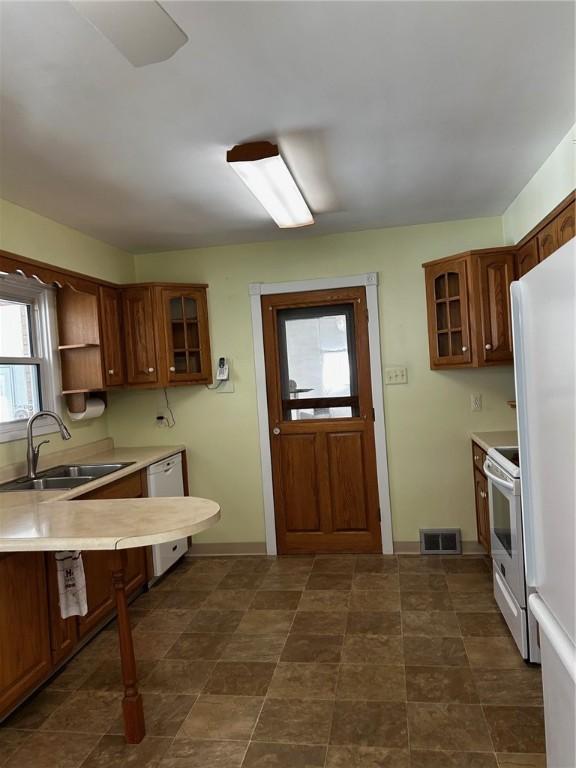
[471,393,483,412]
[384,366,408,385]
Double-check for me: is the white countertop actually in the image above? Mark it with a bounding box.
[0,444,220,552]
[470,430,518,453]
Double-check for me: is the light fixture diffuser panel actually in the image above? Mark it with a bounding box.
[71,1,188,67]
[229,155,314,229]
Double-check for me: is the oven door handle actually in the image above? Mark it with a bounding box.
[483,461,515,491]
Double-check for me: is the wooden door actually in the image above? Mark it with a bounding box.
[122,287,159,386]
[424,259,473,368]
[474,469,490,554]
[477,250,515,364]
[556,202,575,247]
[0,553,52,717]
[262,287,382,554]
[99,286,125,387]
[517,239,539,278]
[537,219,558,262]
[159,288,212,385]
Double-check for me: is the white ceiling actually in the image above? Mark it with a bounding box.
[0,1,574,253]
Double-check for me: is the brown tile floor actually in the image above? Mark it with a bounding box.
[0,554,547,767]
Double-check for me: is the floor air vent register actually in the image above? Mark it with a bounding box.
[419,528,462,555]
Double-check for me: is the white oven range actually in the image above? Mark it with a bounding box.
[484,445,540,663]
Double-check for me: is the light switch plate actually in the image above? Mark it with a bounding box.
[384,366,408,385]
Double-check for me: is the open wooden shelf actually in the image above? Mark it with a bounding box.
[58,343,100,350]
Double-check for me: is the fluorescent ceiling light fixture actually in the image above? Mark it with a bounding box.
[227,142,314,228]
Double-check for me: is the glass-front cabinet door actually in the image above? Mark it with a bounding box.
[160,288,212,384]
[425,259,472,367]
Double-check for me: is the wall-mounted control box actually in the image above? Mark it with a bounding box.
[216,356,229,381]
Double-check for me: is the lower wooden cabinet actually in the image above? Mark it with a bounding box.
[471,441,490,554]
[0,553,52,716]
[77,470,148,639]
[46,555,78,665]
[0,468,151,721]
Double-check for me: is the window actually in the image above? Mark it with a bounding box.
[0,275,59,442]
[277,303,360,421]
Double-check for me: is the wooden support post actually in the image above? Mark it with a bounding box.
[110,550,145,744]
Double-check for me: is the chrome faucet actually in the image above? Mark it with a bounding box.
[26,411,72,479]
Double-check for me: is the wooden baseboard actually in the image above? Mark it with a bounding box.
[186,541,486,557]
[187,542,268,557]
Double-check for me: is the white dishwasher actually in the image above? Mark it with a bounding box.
[147,453,188,579]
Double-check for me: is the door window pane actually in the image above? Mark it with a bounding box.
[277,303,359,420]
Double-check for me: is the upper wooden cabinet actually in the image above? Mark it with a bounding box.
[476,250,515,365]
[516,195,575,275]
[159,287,212,385]
[536,219,558,262]
[425,258,473,367]
[98,286,125,388]
[122,284,212,387]
[556,202,575,248]
[55,280,212,401]
[423,248,515,369]
[516,239,539,278]
[122,286,160,387]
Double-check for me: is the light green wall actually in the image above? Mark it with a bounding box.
[0,198,135,283]
[105,216,516,545]
[0,198,135,468]
[6,113,573,544]
[502,123,576,244]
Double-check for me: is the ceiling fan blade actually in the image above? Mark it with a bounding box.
[70,1,188,67]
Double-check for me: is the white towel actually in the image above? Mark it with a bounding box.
[55,551,88,618]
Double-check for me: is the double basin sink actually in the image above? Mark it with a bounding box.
[0,463,135,492]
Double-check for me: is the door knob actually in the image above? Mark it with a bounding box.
[108,369,114,375]
[485,344,492,351]
[148,367,155,373]
[272,427,281,435]
[461,346,468,352]
[169,366,176,372]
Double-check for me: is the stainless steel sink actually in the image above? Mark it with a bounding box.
[39,463,134,479]
[0,476,95,491]
[0,462,135,492]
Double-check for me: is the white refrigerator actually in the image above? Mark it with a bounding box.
[511,237,576,768]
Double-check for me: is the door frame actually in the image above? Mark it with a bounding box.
[249,272,393,555]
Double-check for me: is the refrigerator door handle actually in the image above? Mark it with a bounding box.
[529,593,576,684]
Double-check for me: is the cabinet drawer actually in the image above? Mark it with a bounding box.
[79,470,143,500]
[472,442,487,474]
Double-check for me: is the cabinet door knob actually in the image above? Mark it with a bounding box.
[485,344,492,351]
[272,427,281,436]
[148,367,155,373]
[108,369,114,375]
[474,455,480,461]
[461,346,468,352]
[169,366,176,372]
